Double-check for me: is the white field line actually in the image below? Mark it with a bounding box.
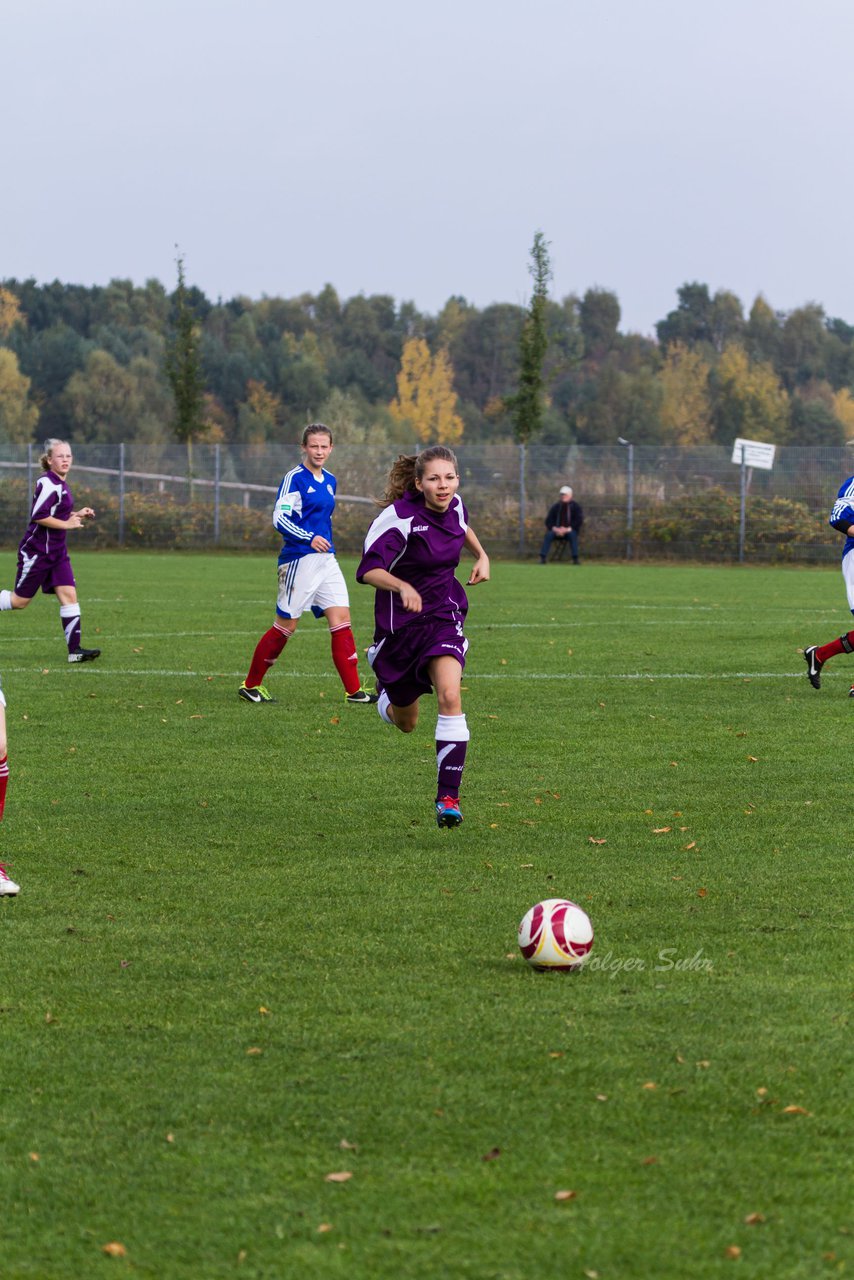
[0,666,810,681]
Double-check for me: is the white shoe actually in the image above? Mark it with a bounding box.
[0,863,20,896]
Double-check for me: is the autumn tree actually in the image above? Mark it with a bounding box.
[0,348,39,442]
[509,231,551,443]
[0,287,24,339]
[389,337,463,444]
[658,342,713,443]
[712,344,790,442]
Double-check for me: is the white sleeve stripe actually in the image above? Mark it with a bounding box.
[363,505,412,553]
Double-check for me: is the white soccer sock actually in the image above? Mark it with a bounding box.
[377,690,394,725]
[436,713,470,743]
[0,590,12,611]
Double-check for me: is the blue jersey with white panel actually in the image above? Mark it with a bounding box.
[829,475,854,560]
[272,464,337,565]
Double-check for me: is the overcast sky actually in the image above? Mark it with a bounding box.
[6,0,854,335]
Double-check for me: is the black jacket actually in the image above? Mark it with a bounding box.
[545,499,583,532]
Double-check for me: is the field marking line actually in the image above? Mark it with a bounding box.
[1,666,810,681]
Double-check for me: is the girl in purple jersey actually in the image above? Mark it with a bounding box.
[0,439,100,663]
[356,446,490,827]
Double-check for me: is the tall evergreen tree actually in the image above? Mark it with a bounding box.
[165,253,205,481]
[510,231,551,443]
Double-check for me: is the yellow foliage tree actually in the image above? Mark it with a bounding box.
[0,348,39,442]
[715,344,789,442]
[390,338,463,444]
[832,387,854,436]
[0,288,23,339]
[658,342,713,443]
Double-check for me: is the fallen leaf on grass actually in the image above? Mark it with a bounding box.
[519,863,534,869]
[744,1213,765,1225]
[102,1242,127,1258]
[747,755,758,762]
[683,841,697,850]
[652,827,672,834]
[481,1147,501,1162]
[259,1006,270,1015]
[724,1245,742,1260]
[642,1081,657,1090]
[588,836,607,845]
[330,716,340,725]
[595,1094,608,1102]
[324,1171,353,1183]
[781,1105,812,1116]
[641,1156,658,1165]
[28,1152,39,1162]
[317,1223,333,1233]
[339,1139,358,1151]
[554,1189,577,1202]
[246,1047,263,1056]
[697,887,708,898]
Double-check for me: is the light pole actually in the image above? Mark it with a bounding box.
[618,437,634,560]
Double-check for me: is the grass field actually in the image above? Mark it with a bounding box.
[1,552,852,1279]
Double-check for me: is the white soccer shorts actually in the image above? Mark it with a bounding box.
[276,553,350,620]
[844,548,854,614]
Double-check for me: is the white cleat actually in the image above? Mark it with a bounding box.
[0,863,20,896]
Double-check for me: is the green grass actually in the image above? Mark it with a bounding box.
[1,552,852,1279]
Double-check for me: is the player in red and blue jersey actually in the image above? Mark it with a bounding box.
[803,475,854,693]
[238,424,376,706]
[0,439,100,663]
[356,445,490,827]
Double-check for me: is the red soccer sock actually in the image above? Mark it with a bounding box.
[816,631,854,664]
[245,624,290,688]
[0,755,8,822]
[330,623,361,695]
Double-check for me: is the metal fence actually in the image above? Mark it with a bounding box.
[0,441,848,562]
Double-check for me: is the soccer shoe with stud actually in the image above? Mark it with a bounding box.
[0,863,20,896]
[803,645,823,689]
[345,688,379,705]
[435,796,463,828]
[238,682,276,704]
[68,647,100,663]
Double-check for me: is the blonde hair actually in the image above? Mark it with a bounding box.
[382,446,459,505]
[40,438,70,472]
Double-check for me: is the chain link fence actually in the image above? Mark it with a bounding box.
[0,441,848,562]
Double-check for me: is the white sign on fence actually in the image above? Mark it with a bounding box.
[731,438,776,470]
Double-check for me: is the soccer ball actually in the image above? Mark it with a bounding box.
[518,898,594,971]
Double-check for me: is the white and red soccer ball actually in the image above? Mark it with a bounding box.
[518,898,594,971]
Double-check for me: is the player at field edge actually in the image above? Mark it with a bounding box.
[0,676,19,897]
[0,439,100,664]
[238,424,377,706]
[803,474,854,694]
[356,445,490,828]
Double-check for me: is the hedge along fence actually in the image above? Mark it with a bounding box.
[0,475,841,564]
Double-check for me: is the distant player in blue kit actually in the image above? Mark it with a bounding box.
[803,475,854,695]
[239,424,376,705]
[0,438,100,663]
[356,446,490,827]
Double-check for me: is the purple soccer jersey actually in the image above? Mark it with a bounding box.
[357,492,470,705]
[356,492,469,634]
[14,470,76,598]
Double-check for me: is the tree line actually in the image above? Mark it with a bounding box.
[2,269,854,451]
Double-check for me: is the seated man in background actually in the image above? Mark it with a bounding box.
[539,485,583,563]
